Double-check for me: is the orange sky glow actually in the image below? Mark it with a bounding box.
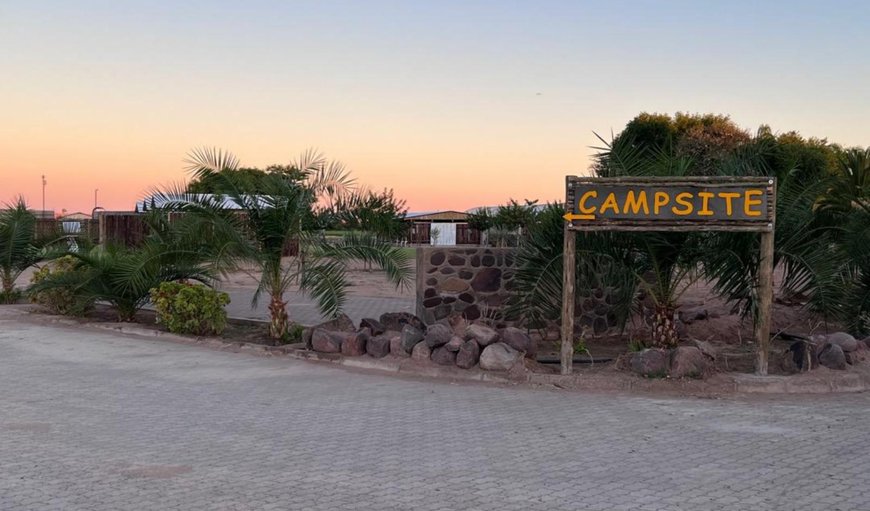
[2,2,868,215]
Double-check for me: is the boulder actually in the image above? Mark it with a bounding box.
[466,323,499,346]
[456,340,480,369]
[479,342,522,371]
[845,347,869,366]
[819,342,847,370]
[678,307,708,324]
[629,349,670,378]
[359,318,385,336]
[411,341,432,361]
[311,329,345,353]
[863,337,870,350]
[389,332,409,358]
[691,339,717,361]
[366,334,391,358]
[447,314,469,337]
[445,335,464,352]
[824,332,859,353]
[424,324,453,349]
[470,268,502,292]
[431,346,457,366]
[400,325,425,353]
[315,313,355,333]
[379,312,426,333]
[669,346,709,379]
[501,327,536,358]
[341,329,369,357]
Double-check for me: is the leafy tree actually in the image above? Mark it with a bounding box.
[493,199,539,231]
[466,208,494,233]
[332,188,408,241]
[595,112,750,177]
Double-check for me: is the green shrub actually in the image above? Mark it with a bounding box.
[149,281,230,336]
[283,323,305,344]
[628,339,647,352]
[29,256,92,315]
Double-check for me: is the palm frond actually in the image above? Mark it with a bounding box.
[184,146,240,177]
[300,259,347,319]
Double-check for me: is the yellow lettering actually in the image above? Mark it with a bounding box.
[718,192,740,216]
[744,189,763,217]
[672,192,693,216]
[697,191,714,216]
[653,192,670,214]
[623,190,649,215]
[600,192,620,214]
[578,191,597,214]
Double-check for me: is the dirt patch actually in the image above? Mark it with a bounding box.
[216,259,416,299]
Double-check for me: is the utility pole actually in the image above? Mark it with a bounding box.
[41,175,47,215]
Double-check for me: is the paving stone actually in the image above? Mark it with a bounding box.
[1,308,869,511]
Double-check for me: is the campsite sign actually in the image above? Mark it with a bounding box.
[558,176,777,377]
[563,176,775,232]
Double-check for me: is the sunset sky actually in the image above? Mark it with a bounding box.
[2,1,868,214]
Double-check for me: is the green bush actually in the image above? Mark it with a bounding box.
[149,281,230,336]
[29,256,92,315]
[284,323,304,344]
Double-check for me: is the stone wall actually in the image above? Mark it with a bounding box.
[415,247,517,325]
[415,246,629,336]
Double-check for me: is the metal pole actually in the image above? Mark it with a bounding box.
[41,175,46,214]
[95,189,99,209]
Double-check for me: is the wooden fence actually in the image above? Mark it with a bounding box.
[99,212,149,247]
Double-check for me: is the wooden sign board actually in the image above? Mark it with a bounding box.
[564,176,775,232]
[559,175,777,377]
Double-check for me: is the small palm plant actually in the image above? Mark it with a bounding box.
[28,223,215,321]
[0,199,41,303]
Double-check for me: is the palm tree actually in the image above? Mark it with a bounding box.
[815,148,870,216]
[154,147,411,340]
[0,199,41,302]
[28,214,215,321]
[505,204,636,332]
[591,134,708,347]
[703,137,854,328]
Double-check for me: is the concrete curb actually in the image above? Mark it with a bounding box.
[5,306,869,396]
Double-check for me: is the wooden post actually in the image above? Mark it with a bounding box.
[755,180,776,375]
[560,225,576,375]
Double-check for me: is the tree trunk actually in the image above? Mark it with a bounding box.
[1,271,13,294]
[651,303,678,349]
[269,293,289,340]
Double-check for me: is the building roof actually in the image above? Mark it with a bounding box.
[58,212,91,221]
[405,210,469,221]
[135,194,271,211]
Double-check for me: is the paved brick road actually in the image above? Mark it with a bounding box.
[1,311,869,511]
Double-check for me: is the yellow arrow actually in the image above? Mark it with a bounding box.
[563,212,595,221]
